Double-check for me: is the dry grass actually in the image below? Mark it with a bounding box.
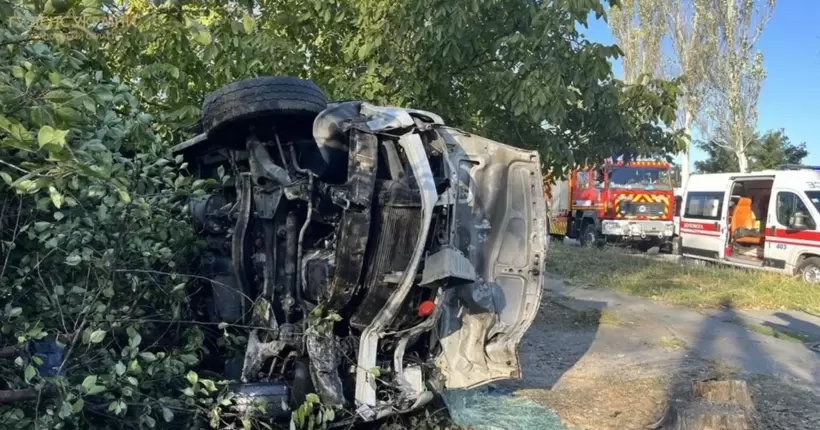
[571,308,624,327]
[522,369,669,430]
[657,335,687,350]
[547,242,820,313]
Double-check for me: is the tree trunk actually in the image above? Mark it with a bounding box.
[679,149,690,188]
[650,379,760,430]
[737,147,749,172]
[678,111,693,188]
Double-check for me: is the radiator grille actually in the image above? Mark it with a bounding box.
[350,181,421,329]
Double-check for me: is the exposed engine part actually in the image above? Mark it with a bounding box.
[241,327,286,383]
[231,173,254,322]
[283,212,299,319]
[350,180,423,330]
[306,333,344,406]
[301,249,334,303]
[289,360,315,409]
[380,140,404,181]
[326,127,379,310]
[260,222,277,298]
[253,188,282,220]
[248,134,291,186]
[190,193,230,234]
[293,151,314,312]
[231,382,290,418]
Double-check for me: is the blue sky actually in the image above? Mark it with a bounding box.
[581,2,820,167]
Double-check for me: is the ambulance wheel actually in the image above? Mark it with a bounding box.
[797,257,820,284]
[580,224,602,248]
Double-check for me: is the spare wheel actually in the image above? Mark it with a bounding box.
[201,76,327,134]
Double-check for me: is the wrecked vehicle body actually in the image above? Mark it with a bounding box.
[171,76,547,423]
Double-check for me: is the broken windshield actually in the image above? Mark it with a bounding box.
[607,167,671,190]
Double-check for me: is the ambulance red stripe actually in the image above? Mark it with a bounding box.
[770,229,820,241]
[680,229,720,237]
[680,221,719,231]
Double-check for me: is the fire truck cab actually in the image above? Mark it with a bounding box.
[548,158,675,250]
[679,165,820,282]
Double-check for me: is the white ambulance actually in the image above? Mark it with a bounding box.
[678,165,820,282]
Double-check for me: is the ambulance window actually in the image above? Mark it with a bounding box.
[806,191,820,212]
[684,192,723,220]
[777,192,816,229]
[674,196,682,217]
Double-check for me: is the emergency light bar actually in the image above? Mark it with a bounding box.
[777,164,820,171]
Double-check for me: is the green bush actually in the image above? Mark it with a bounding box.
[0,5,242,429]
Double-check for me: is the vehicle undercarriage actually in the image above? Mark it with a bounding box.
[171,76,547,425]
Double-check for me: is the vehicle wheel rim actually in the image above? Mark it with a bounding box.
[585,232,595,246]
[803,266,820,283]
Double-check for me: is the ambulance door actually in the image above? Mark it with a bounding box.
[680,186,729,261]
[764,188,819,272]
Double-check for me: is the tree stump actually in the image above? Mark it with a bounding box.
[650,379,760,430]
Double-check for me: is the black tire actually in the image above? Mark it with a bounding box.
[579,224,601,248]
[664,237,681,255]
[201,76,327,134]
[797,257,820,283]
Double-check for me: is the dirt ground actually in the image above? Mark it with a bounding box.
[502,298,820,430]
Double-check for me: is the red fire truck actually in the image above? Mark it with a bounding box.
[547,158,676,250]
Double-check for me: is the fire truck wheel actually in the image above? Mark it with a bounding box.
[580,224,602,248]
[797,257,820,283]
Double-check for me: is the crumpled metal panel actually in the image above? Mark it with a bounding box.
[359,103,416,132]
[434,127,547,390]
[326,127,378,310]
[355,132,438,406]
[419,246,477,286]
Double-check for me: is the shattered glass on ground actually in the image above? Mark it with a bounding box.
[441,385,571,430]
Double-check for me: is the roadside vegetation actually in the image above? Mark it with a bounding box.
[548,242,820,313]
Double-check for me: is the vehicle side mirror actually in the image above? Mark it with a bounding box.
[790,212,811,230]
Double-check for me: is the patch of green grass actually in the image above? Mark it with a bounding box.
[547,242,820,313]
[731,317,812,343]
